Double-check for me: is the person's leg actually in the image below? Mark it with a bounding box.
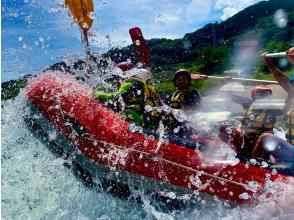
[252,133,294,163]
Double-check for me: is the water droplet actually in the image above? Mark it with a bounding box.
[279,58,288,67]
[82,23,89,29]
[261,161,268,168]
[248,181,260,190]
[249,114,255,120]
[225,127,232,134]
[183,39,192,50]
[239,192,250,200]
[48,130,57,142]
[144,105,153,112]
[173,126,180,134]
[135,40,141,46]
[166,192,176,199]
[249,158,257,165]
[39,37,44,43]
[274,9,287,28]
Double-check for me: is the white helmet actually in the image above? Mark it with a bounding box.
[112,66,135,79]
[126,68,152,81]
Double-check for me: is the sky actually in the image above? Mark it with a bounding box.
[1,0,267,82]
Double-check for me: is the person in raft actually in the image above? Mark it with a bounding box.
[93,67,163,133]
[220,84,282,158]
[250,48,294,164]
[162,69,201,138]
[170,69,201,111]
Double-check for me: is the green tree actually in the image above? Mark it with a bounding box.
[195,46,229,74]
[265,40,289,53]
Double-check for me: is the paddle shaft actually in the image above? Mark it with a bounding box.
[207,75,278,84]
[82,30,94,74]
[265,52,286,58]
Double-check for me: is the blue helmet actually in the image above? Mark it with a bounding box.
[290,72,294,83]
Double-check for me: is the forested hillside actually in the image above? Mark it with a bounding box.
[105,0,294,75]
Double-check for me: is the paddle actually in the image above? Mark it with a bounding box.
[265,52,286,58]
[64,0,94,73]
[190,73,278,85]
[128,28,277,85]
[129,27,151,68]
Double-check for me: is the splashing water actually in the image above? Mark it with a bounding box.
[1,94,145,219]
[60,54,117,89]
[2,82,294,219]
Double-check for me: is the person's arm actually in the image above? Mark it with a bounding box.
[93,91,117,103]
[92,81,135,103]
[117,81,133,95]
[262,52,292,93]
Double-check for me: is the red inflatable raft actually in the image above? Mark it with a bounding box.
[26,72,292,205]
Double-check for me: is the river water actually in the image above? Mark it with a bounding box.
[2,88,294,220]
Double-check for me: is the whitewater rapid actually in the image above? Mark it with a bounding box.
[2,90,294,220]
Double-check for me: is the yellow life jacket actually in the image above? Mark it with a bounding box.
[170,90,185,109]
[122,77,160,130]
[286,108,294,145]
[170,89,201,110]
[242,104,275,136]
[123,77,158,111]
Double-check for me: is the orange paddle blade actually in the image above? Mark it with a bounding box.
[65,0,94,32]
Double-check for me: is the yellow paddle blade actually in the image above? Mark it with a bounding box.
[65,0,94,32]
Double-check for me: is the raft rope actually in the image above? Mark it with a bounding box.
[80,137,259,193]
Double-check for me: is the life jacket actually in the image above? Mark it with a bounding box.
[121,77,160,130]
[241,104,275,136]
[170,90,184,109]
[121,77,156,111]
[170,89,201,110]
[286,108,294,145]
